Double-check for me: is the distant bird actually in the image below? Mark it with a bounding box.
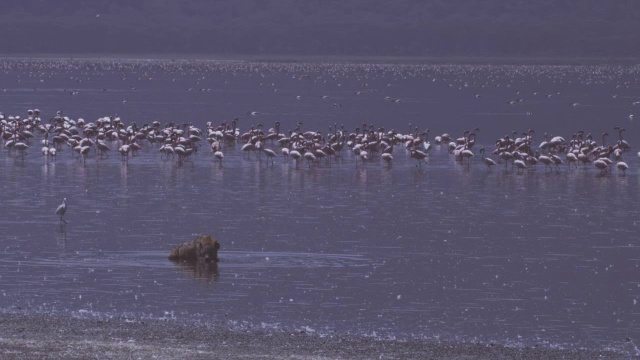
[56,198,67,224]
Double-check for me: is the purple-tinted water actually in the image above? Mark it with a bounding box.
[0,58,639,353]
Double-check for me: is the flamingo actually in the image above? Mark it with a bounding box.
[614,127,631,151]
[130,142,142,156]
[514,159,527,174]
[616,161,629,175]
[241,142,254,158]
[550,155,563,168]
[549,136,565,148]
[214,151,224,165]
[4,138,15,150]
[598,157,613,167]
[410,149,428,167]
[79,145,91,163]
[303,151,316,167]
[499,151,513,167]
[96,140,110,158]
[314,149,327,164]
[263,148,277,166]
[174,145,187,163]
[289,150,302,168]
[594,159,608,173]
[14,142,29,159]
[159,144,174,160]
[460,149,474,166]
[577,153,591,166]
[537,155,554,171]
[358,150,369,165]
[479,148,497,170]
[119,144,131,161]
[381,153,393,167]
[566,152,578,169]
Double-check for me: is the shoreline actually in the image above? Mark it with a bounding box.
[0,312,630,359]
[1,53,640,65]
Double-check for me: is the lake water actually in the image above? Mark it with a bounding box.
[0,58,639,354]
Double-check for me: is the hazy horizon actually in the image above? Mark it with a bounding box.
[1,0,639,58]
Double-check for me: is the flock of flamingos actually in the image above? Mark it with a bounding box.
[0,108,635,175]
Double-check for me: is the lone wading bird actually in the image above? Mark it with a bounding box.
[56,198,67,224]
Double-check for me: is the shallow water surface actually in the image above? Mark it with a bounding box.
[0,58,639,353]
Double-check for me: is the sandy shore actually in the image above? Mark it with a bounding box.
[0,312,629,359]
